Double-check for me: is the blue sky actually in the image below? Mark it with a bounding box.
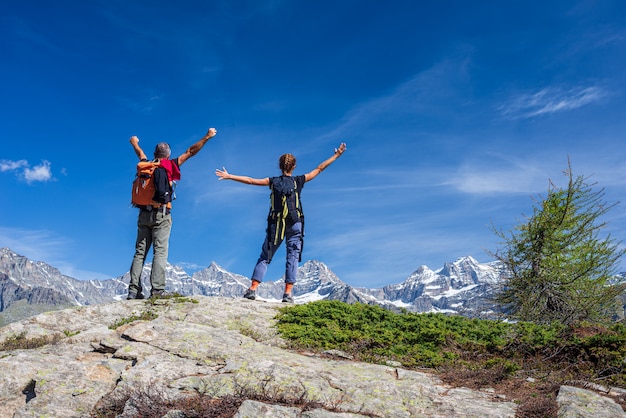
[2,0,626,288]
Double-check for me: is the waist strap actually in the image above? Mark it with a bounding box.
[139,205,171,215]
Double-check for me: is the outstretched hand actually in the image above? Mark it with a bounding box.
[335,142,347,156]
[207,128,217,138]
[215,167,229,180]
[130,135,147,160]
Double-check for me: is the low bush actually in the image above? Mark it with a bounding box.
[275,300,626,417]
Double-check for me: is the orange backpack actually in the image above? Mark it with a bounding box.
[131,160,161,207]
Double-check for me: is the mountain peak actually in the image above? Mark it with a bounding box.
[206,261,228,273]
[0,247,507,323]
[454,255,479,265]
[414,265,433,275]
[295,260,343,286]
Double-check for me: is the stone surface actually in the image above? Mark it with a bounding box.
[556,385,626,418]
[0,296,622,417]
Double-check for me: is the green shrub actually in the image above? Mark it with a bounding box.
[275,300,626,388]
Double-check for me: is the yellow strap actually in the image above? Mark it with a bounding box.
[274,217,286,244]
[281,196,289,218]
[272,196,289,244]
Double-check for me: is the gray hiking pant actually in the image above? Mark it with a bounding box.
[128,209,172,296]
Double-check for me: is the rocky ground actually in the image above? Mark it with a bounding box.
[0,296,623,417]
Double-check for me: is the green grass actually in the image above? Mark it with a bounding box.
[145,292,199,305]
[63,329,80,337]
[275,300,626,387]
[109,310,159,329]
[0,331,64,351]
[108,293,199,329]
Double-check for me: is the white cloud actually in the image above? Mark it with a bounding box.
[23,160,53,183]
[448,167,548,194]
[441,154,563,195]
[1,159,53,183]
[0,159,27,172]
[499,85,608,119]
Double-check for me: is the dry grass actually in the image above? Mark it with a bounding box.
[437,358,626,418]
[92,382,238,418]
[438,366,560,418]
[91,377,369,418]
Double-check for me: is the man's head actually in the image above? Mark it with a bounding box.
[154,142,171,159]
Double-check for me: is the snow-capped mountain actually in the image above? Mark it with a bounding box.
[370,256,504,317]
[0,247,508,325]
[0,247,128,307]
[115,262,251,299]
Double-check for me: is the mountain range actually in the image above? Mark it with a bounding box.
[0,247,508,325]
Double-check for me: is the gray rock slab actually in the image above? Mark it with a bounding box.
[0,296,620,417]
[557,385,626,418]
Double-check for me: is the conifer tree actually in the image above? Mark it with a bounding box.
[491,161,625,325]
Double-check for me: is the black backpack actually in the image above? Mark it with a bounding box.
[268,175,305,260]
[269,175,302,223]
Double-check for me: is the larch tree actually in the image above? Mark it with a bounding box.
[491,161,625,325]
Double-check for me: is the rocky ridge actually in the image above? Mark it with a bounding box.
[0,296,624,417]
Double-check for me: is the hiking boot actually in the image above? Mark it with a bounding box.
[150,290,165,298]
[282,293,294,303]
[243,289,256,300]
[127,292,145,300]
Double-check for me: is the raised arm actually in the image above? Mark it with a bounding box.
[177,127,218,166]
[130,136,148,161]
[215,167,270,186]
[304,142,347,182]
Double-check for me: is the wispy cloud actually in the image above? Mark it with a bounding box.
[310,218,494,287]
[176,261,207,272]
[0,159,28,172]
[0,159,53,183]
[319,58,467,141]
[6,16,64,55]
[499,85,608,119]
[117,91,164,114]
[447,153,626,196]
[0,227,111,281]
[446,164,549,195]
[0,227,69,261]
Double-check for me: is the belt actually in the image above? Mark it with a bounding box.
[139,206,171,215]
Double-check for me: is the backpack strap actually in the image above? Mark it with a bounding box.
[272,185,290,245]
